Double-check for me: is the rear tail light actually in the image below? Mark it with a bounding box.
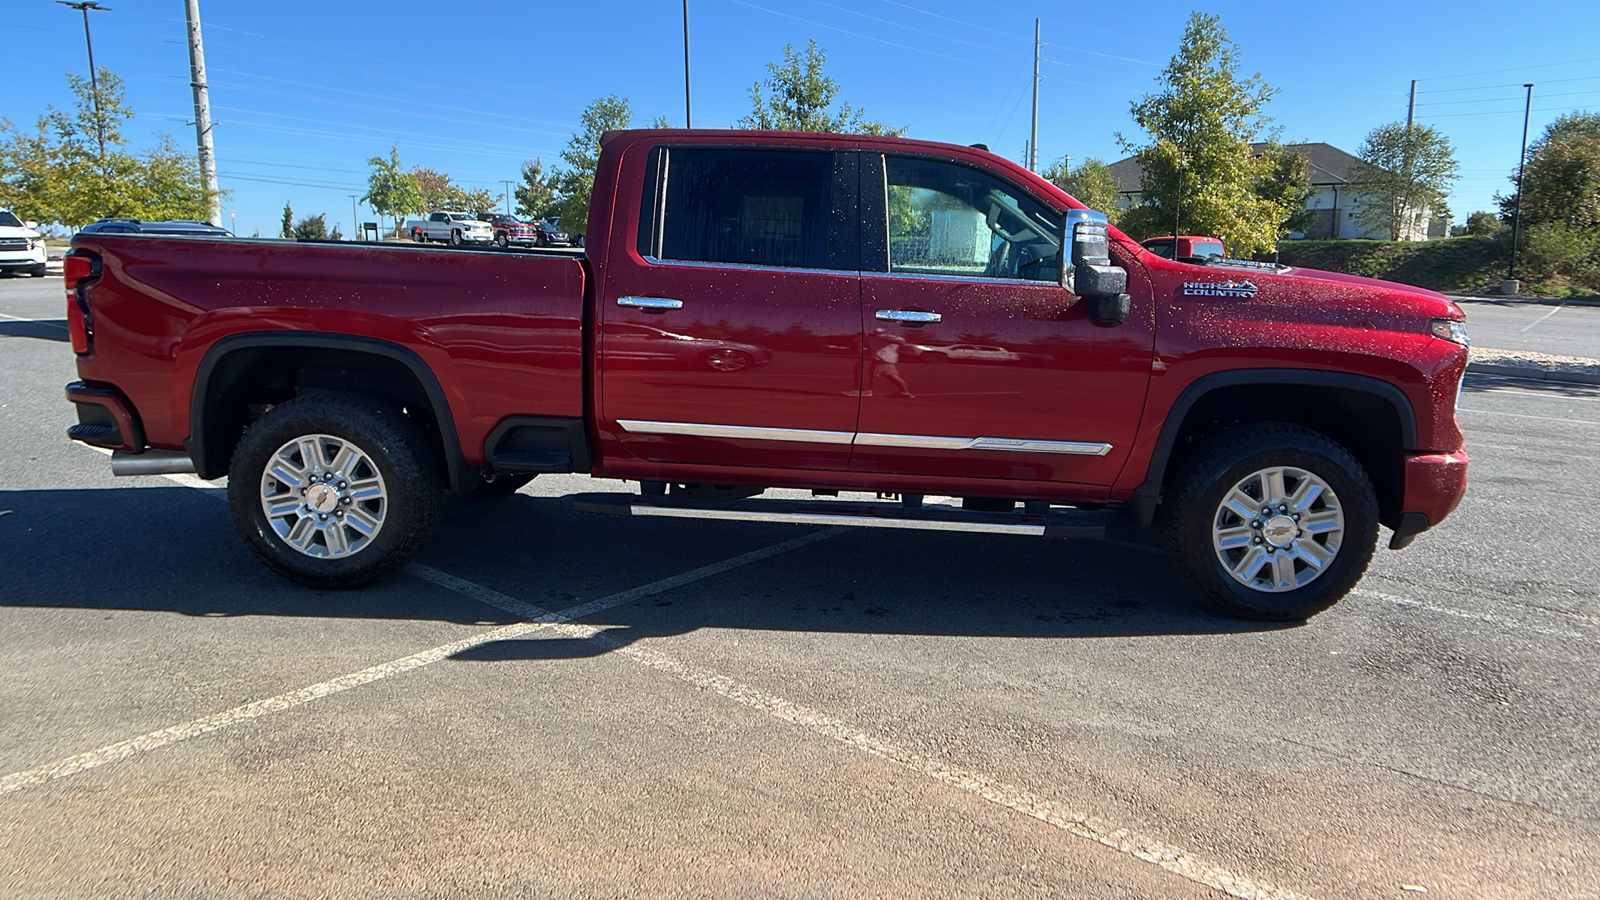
[63,252,98,355]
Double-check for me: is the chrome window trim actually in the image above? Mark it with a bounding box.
[862,269,1061,287]
[617,420,1110,456]
[618,420,855,444]
[640,254,853,277]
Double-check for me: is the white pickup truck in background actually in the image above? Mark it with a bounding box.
[407,211,494,246]
[0,209,49,277]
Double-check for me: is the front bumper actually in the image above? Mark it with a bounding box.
[0,248,47,269]
[1389,448,1469,549]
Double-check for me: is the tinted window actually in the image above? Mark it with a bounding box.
[0,211,22,228]
[1190,241,1225,261]
[656,148,831,270]
[884,156,1060,282]
[1143,240,1175,259]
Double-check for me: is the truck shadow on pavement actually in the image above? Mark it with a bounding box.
[0,318,69,343]
[0,485,1296,645]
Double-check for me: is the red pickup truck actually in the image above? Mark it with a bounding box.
[61,129,1469,620]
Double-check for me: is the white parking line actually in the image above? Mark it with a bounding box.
[44,446,1317,899]
[1458,407,1600,427]
[1518,303,1566,333]
[0,313,69,330]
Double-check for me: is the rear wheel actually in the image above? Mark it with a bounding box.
[228,393,443,588]
[1161,423,1378,621]
[497,233,509,249]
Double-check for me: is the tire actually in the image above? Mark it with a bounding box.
[1160,423,1378,621]
[497,233,509,249]
[28,264,48,278]
[450,230,463,246]
[228,393,443,588]
[460,472,534,499]
[702,348,753,372]
[411,230,424,243]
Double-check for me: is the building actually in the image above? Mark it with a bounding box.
[1105,143,1440,242]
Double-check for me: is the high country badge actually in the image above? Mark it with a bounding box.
[1182,280,1259,298]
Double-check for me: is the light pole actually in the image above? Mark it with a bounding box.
[682,0,692,128]
[57,1,110,161]
[1504,83,1535,293]
[503,180,514,216]
[349,195,359,241]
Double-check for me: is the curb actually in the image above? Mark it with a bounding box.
[1465,362,1600,386]
[1449,294,1600,309]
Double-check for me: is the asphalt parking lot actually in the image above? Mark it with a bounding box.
[2,275,1598,898]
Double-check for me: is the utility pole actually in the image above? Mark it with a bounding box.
[683,0,692,128]
[1506,83,1535,291]
[502,180,514,215]
[349,195,359,241]
[1029,18,1040,171]
[57,1,110,162]
[1406,79,1416,129]
[183,0,221,226]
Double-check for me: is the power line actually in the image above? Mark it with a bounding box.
[1417,73,1600,95]
[1041,41,1161,67]
[725,0,1005,69]
[1417,88,1600,108]
[1418,55,1600,82]
[806,0,1007,53]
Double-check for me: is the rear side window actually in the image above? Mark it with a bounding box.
[648,148,833,270]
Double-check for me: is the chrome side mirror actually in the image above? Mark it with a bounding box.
[1059,209,1130,326]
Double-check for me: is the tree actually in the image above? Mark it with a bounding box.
[362,147,425,236]
[1466,211,1502,236]
[280,202,294,239]
[292,213,330,241]
[1115,13,1300,256]
[1041,157,1123,224]
[738,40,902,135]
[1502,112,1600,230]
[0,69,217,226]
[1348,122,1458,241]
[550,95,632,237]
[514,158,556,219]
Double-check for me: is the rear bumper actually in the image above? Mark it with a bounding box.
[1390,448,1469,549]
[65,380,144,451]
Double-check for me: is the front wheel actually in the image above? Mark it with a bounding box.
[1160,423,1378,621]
[228,393,443,588]
[449,230,463,246]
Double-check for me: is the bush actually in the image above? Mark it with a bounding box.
[1524,222,1600,293]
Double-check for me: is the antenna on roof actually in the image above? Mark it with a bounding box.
[969,143,989,152]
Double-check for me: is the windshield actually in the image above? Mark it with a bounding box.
[0,211,23,228]
[448,213,477,221]
[1192,241,1225,261]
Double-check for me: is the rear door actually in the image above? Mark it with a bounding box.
[597,144,864,471]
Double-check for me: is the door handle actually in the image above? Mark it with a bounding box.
[875,309,942,325]
[617,296,684,312]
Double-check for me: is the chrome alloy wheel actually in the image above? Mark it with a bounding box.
[1211,465,1345,593]
[259,433,388,559]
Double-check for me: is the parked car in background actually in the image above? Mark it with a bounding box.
[0,209,48,277]
[1141,235,1226,265]
[412,211,494,246]
[481,214,538,249]
[76,218,233,237]
[535,217,571,247]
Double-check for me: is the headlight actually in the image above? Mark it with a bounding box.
[1430,318,1470,346]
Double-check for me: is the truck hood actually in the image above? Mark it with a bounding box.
[1204,260,1462,319]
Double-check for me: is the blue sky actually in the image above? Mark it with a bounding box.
[6,0,1598,238]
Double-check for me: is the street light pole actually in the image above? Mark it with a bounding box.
[1506,83,1535,289]
[349,195,359,241]
[57,1,110,161]
[682,0,692,128]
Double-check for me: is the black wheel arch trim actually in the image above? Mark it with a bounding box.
[1128,368,1418,528]
[189,332,470,492]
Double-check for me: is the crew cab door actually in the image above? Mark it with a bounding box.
[850,153,1154,491]
[597,144,863,471]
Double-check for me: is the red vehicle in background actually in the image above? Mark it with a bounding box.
[1141,235,1227,264]
[60,129,1470,621]
[480,213,539,249]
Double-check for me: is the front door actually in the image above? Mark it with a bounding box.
[851,153,1155,490]
[598,145,863,472]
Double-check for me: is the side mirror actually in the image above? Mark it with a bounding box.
[1059,209,1130,326]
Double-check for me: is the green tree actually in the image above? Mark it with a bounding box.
[292,213,329,240]
[280,202,294,239]
[738,40,903,135]
[0,69,216,226]
[1348,122,1458,241]
[514,158,556,219]
[551,95,632,237]
[1040,157,1123,224]
[362,147,425,236]
[1503,112,1600,230]
[1115,13,1297,256]
[1466,211,1502,236]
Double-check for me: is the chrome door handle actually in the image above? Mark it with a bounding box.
[618,296,684,311]
[875,309,942,325]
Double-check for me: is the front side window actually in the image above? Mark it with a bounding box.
[654,148,832,270]
[884,156,1060,283]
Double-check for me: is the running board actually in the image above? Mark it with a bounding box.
[572,493,1107,539]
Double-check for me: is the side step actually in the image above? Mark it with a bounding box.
[572,493,1107,539]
